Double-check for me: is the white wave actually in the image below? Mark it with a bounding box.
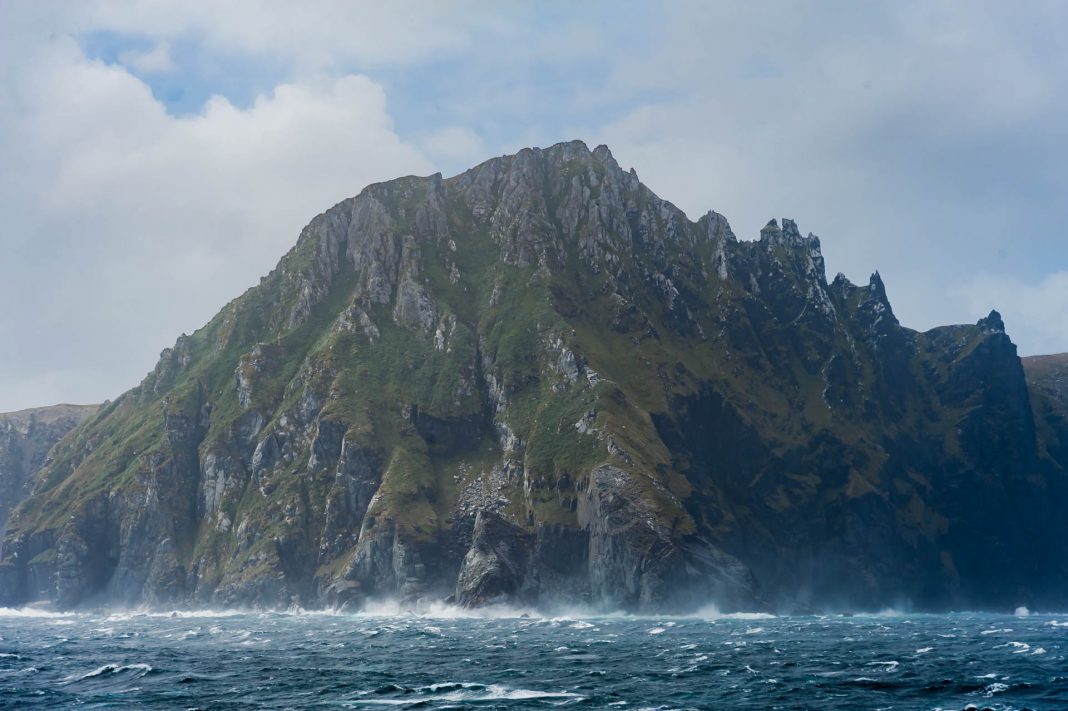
[915,647,933,654]
[690,603,776,620]
[983,682,1009,696]
[67,663,153,682]
[569,620,595,629]
[1049,620,1068,627]
[980,628,1012,635]
[745,626,765,635]
[353,598,539,619]
[867,660,899,672]
[1014,606,1030,616]
[0,606,72,619]
[1032,647,1047,655]
[647,627,666,634]
[103,608,249,622]
[357,682,583,705]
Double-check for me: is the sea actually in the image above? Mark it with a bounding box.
[1,604,1066,709]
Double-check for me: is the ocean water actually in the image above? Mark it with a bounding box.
[1,605,1066,709]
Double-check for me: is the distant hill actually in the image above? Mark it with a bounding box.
[0,404,98,534]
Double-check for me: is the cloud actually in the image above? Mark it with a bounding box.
[419,126,486,170]
[0,35,433,411]
[31,0,482,69]
[119,41,174,73]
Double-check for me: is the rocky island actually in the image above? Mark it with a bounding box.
[2,141,1066,613]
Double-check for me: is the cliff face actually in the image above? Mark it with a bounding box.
[0,405,98,535]
[1023,354,1068,479]
[2,141,1066,613]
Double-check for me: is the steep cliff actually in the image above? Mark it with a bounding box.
[2,141,1066,612]
[1024,353,1068,477]
[0,405,98,535]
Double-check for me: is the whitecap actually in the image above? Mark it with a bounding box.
[0,606,72,619]
[1031,647,1047,655]
[1014,606,1030,616]
[915,647,933,654]
[984,682,1009,696]
[350,598,547,619]
[691,603,775,620]
[647,627,666,635]
[867,660,899,672]
[569,621,594,629]
[67,663,153,682]
[368,682,584,704]
[476,685,583,702]
[745,626,765,635]
[980,628,1012,635]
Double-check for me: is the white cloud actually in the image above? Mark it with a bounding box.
[22,0,481,69]
[0,36,434,411]
[119,41,174,73]
[419,126,486,170]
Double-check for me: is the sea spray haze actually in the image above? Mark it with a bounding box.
[2,141,1068,615]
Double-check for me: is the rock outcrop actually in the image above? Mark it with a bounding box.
[2,141,1067,613]
[0,404,97,536]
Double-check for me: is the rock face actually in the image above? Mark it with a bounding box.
[1023,353,1068,477]
[0,405,98,536]
[2,141,1067,612]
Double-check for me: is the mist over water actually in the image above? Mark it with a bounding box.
[2,606,1067,709]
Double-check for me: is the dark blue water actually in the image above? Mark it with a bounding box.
[2,604,1067,709]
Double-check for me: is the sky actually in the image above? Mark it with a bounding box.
[1,1,1067,412]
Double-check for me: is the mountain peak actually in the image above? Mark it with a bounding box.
[978,309,1006,333]
[3,142,1063,616]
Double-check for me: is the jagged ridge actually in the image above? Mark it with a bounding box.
[2,141,1067,612]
